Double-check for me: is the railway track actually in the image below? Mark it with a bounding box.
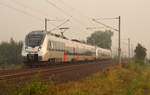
[0,60,116,82]
[0,63,87,81]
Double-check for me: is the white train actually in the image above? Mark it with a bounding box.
[22,30,112,64]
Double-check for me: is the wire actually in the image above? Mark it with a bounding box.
[9,0,50,18]
[55,0,85,18]
[9,0,73,29]
[53,0,98,28]
[93,19,118,31]
[8,0,71,28]
[86,27,104,30]
[50,19,70,31]
[7,0,61,27]
[45,0,87,27]
[45,0,70,17]
[94,17,118,20]
[0,1,43,21]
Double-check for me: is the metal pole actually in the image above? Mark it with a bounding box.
[128,38,130,59]
[131,44,133,58]
[118,16,121,65]
[45,18,47,32]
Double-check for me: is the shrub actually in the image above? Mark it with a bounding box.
[1,75,54,95]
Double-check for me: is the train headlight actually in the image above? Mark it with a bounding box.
[38,46,41,51]
[25,47,28,51]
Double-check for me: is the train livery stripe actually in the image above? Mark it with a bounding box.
[83,56,86,60]
[63,43,66,62]
[76,47,79,60]
[76,56,79,60]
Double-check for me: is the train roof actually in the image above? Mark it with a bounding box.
[28,30,111,51]
[29,30,46,35]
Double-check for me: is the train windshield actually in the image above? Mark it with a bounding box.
[25,34,45,47]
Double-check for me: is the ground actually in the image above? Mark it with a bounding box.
[1,61,150,95]
[53,61,150,95]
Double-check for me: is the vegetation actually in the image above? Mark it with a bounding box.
[134,43,147,61]
[0,38,23,69]
[2,61,150,95]
[54,61,150,95]
[87,30,113,49]
[0,75,54,95]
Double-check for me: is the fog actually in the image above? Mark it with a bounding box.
[0,0,150,58]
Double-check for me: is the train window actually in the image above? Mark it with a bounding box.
[51,41,54,50]
[58,42,61,51]
[69,47,71,54]
[72,47,74,54]
[52,41,55,50]
[59,42,63,51]
[65,46,74,55]
[25,34,45,47]
[61,43,64,51]
[59,43,61,51]
[79,48,83,55]
[47,40,62,51]
[55,42,58,51]
[47,40,53,51]
[47,41,50,50]
[57,42,59,51]
[47,41,49,50]
[48,41,64,51]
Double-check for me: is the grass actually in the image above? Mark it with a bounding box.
[0,74,55,95]
[0,63,24,70]
[1,61,150,95]
[54,61,150,95]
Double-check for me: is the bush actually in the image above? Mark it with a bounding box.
[12,81,52,95]
[0,38,23,65]
[1,75,54,95]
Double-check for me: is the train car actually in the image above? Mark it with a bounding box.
[96,47,112,60]
[22,30,112,65]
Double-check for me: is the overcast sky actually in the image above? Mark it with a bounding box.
[0,0,150,57]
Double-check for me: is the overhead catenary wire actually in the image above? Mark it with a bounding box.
[0,1,43,21]
[49,19,70,32]
[45,0,70,17]
[93,19,118,31]
[45,0,88,27]
[53,0,99,28]
[54,0,111,36]
[94,17,119,20]
[46,0,106,35]
[7,0,65,28]
[8,0,50,18]
[11,0,73,23]
[54,0,89,20]
[1,0,67,28]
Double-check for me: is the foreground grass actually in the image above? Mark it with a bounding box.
[54,62,150,95]
[2,61,150,95]
[0,63,23,70]
[0,75,54,95]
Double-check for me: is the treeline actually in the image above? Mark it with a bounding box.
[0,38,23,65]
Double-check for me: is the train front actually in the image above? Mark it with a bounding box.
[22,31,46,63]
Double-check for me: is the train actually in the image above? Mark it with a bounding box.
[21,30,112,65]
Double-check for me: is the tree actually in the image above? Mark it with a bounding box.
[134,43,147,61]
[0,38,23,65]
[87,30,113,49]
[0,56,7,65]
